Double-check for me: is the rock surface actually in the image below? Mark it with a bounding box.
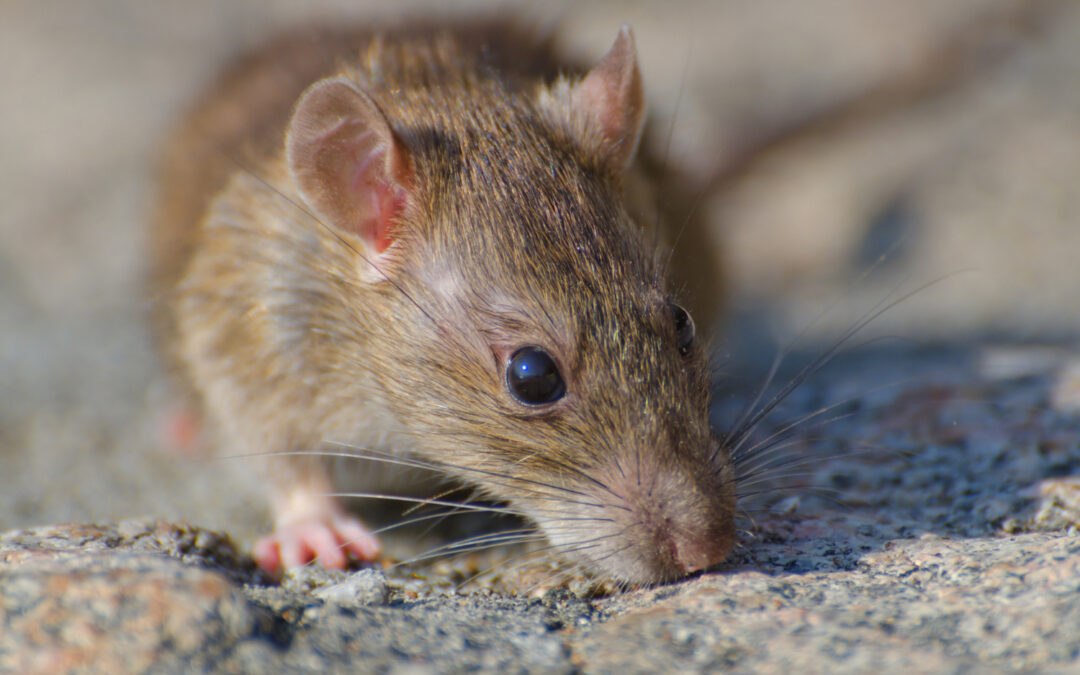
[5,356,1080,672]
[3,0,1080,673]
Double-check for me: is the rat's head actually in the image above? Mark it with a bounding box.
[285,27,735,585]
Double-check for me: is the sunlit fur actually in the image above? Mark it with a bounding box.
[155,23,733,585]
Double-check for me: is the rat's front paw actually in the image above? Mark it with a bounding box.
[253,512,381,574]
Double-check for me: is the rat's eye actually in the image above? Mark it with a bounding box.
[507,347,565,405]
[672,304,694,355]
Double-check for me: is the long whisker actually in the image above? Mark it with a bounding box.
[323,492,519,515]
[717,266,894,456]
[411,486,500,539]
[735,420,871,483]
[735,446,891,506]
[370,507,505,536]
[400,484,463,518]
[390,532,550,569]
[737,484,854,517]
[499,533,623,586]
[716,350,785,453]
[722,275,959,459]
[732,438,818,480]
[245,446,603,507]
[407,527,545,556]
[509,451,631,507]
[738,436,902,486]
[402,520,626,579]
[457,538,603,591]
[217,150,440,327]
[732,408,856,470]
[233,448,632,526]
[732,369,930,470]
[323,443,604,502]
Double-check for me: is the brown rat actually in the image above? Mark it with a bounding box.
[151,20,730,585]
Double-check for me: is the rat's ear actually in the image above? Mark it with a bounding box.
[286,77,412,256]
[541,26,645,171]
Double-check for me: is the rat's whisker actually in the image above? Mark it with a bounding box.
[732,439,816,479]
[455,541,576,591]
[505,533,619,586]
[219,151,439,326]
[400,484,467,520]
[739,483,847,504]
[734,441,843,485]
[390,529,552,569]
[391,539,541,570]
[273,446,610,509]
[322,443,609,503]
[370,508,502,536]
[720,276,950,460]
[416,527,546,556]
[718,349,785,451]
[324,492,520,516]
[732,409,855,468]
[732,373,927,469]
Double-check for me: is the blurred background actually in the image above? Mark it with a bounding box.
[1,0,1077,543]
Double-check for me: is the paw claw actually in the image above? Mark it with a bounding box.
[254,513,380,574]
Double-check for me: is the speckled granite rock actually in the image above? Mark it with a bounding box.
[582,533,1080,673]
[4,354,1080,673]
[0,523,276,673]
[0,522,581,673]
[5,511,1080,671]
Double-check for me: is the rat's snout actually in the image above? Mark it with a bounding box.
[669,515,735,574]
[625,472,736,582]
[646,477,736,578]
[551,444,737,584]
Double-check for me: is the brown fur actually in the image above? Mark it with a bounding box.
[151,20,731,584]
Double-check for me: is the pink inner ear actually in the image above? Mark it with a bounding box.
[372,180,406,254]
[343,142,405,254]
[567,26,644,170]
[288,77,413,257]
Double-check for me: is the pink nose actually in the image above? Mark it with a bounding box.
[673,531,732,574]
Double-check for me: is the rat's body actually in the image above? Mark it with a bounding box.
[152,21,732,585]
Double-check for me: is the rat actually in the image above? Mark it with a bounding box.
[150,20,731,586]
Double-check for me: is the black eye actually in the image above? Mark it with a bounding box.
[506,347,565,405]
[672,304,694,355]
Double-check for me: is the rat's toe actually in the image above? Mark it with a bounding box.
[254,513,380,573]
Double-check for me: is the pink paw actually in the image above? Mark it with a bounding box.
[253,513,381,574]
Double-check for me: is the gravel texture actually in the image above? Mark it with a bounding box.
[3,1,1080,673]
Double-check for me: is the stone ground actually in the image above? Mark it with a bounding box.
[4,0,1080,672]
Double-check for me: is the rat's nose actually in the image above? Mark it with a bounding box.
[671,524,734,574]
